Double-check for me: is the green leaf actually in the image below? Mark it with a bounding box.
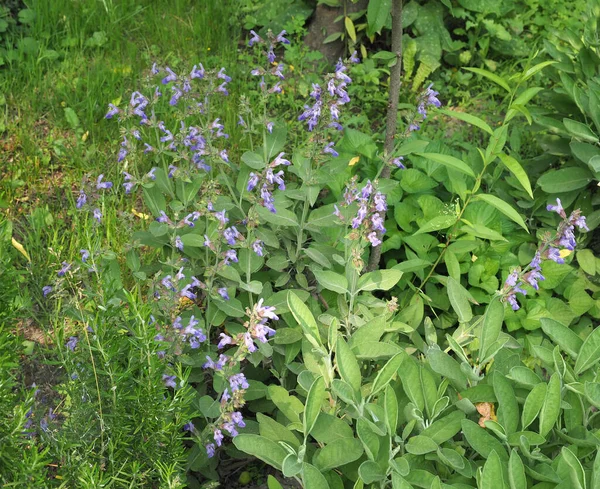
[497,153,534,199]
[357,269,403,292]
[304,376,325,437]
[358,461,386,483]
[367,0,391,34]
[265,126,287,161]
[563,118,599,143]
[444,250,461,281]
[539,373,561,437]
[313,438,364,471]
[288,291,322,346]
[268,475,284,489]
[493,373,519,435]
[233,434,287,470]
[540,317,582,358]
[282,453,303,477]
[592,447,600,488]
[561,447,585,489]
[438,108,493,135]
[400,358,424,411]
[508,450,527,489]
[302,463,330,489]
[421,411,465,444]
[313,269,348,294]
[306,204,340,231]
[256,205,299,227]
[384,385,398,435]
[520,60,556,82]
[413,214,456,235]
[574,325,600,374]
[415,152,475,177]
[64,107,80,130]
[336,337,361,394]
[344,16,356,42]
[577,249,596,276]
[481,450,505,488]
[462,221,507,241]
[461,419,508,460]
[405,435,438,455]
[538,167,593,193]
[268,385,304,424]
[474,194,528,232]
[447,277,473,323]
[214,297,245,318]
[370,352,405,396]
[426,347,467,390]
[479,298,504,363]
[241,151,265,170]
[512,87,544,107]
[258,413,301,449]
[464,67,511,92]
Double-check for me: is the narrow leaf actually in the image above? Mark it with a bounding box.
[508,450,527,489]
[233,434,287,470]
[497,153,534,199]
[479,298,504,362]
[336,337,361,394]
[416,152,475,177]
[371,352,405,396]
[288,291,321,346]
[475,194,529,232]
[465,67,511,92]
[539,373,561,437]
[304,376,325,437]
[574,326,600,374]
[438,108,493,135]
[447,277,473,323]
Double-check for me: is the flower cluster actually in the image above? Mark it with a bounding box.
[408,83,442,132]
[246,152,291,213]
[75,174,113,224]
[501,199,588,310]
[335,178,388,247]
[298,52,359,136]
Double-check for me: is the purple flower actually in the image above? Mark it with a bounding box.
[231,411,245,427]
[190,63,205,79]
[248,30,261,47]
[168,165,178,178]
[66,336,78,352]
[558,225,576,251]
[224,249,238,265]
[183,422,195,432]
[266,169,285,190]
[374,192,387,212]
[267,46,275,63]
[222,388,231,402]
[161,275,176,291]
[505,270,519,288]
[272,152,291,167]
[223,226,241,245]
[529,252,542,270]
[218,333,233,349]
[252,239,264,256]
[223,421,238,437]
[218,68,232,83]
[93,208,102,223]
[243,332,257,352]
[266,121,274,133]
[206,444,216,458]
[80,249,90,262]
[392,156,406,168]
[261,185,276,213]
[170,86,183,106]
[180,284,196,300]
[214,210,229,225]
[118,146,128,162]
[361,181,373,199]
[507,294,520,311]
[96,174,113,190]
[58,261,71,277]
[229,373,249,392]
[425,84,442,108]
[274,63,284,79]
[238,115,247,127]
[524,269,545,290]
[183,212,200,227]
[105,103,119,119]
[573,215,589,231]
[352,204,367,229]
[161,67,177,84]
[144,144,154,154]
[350,50,360,63]
[162,374,177,388]
[547,247,564,264]
[547,198,565,217]
[371,213,386,233]
[217,82,229,96]
[255,298,278,321]
[204,234,211,247]
[334,204,343,220]
[323,142,339,157]
[214,429,224,447]
[175,236,184,251]
[409,123,420,132]
[367,232,382,247]
[157,210,169,223]
[220,149,229,163]
[247,172,260,191]
[76,190,87,208]
[275,30,290,44]
[151,62,159,75]
[42,285,52,297]
[218,287,230,300]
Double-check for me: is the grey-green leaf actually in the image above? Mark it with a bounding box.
[574,326,600,375]
[313,270,349,294]
[521,382,547,430]
[447,277,473,323]
[540,317,582,358]
[288,291,322,347]
[539,373,561,437]
[304,376,325,437]
[336,337,361,394]
[233,434,287,470]
[508,450,527,489]
[371,352,405,396]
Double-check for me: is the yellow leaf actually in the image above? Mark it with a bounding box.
[344,16,356,43]
[560,249,572,258]
[348,156,360,167]
[11,237,30,262]
[131,208,151,220]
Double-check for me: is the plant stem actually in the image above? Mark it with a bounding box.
[367,0,403,272]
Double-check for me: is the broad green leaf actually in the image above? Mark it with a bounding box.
[563,118,599,143]
[288,291,321,346]
[538,167,593,193]
[313,438,364,471]
[357,418,380,460]
[304,376,325,437]
[371,352,405,396]
[508,450,527,489]
[257,413,301,449]
[465,67,511,92]
[256,205,299,227]
[413,214,456,235]
[400,358,424,411]
[480,450,505,488]
[592,448,600,488]
[493,373,519,435]
[521,382,546,430]
[358,461,386,483]
[306,204,341,230]
[268,385,304,424]
[344,16,356,42]
[421,411,465,444]
[426,347,467,390]
[233,434,287,470]
[561,447,585,489]
[497,153,533,199]
[268,475,284,489]
[352,341,402,359]
[461,419,508,460]
[241,150,265,170]
[447,277,473,323]
[508,366,541,388]
[303,462,330,489]
[357,269,403,291]
[577,249,596,276]
[405,435,438,455]
[438,108,493,135]
[282,453,303,477]
[512,87,544,107]
[585,381,600,408]
[539,373,561,437]
[444,250,461,281]
[540,317,582,358]
[474,194,528,231]
[331,379,355,404]
[313,270,348,294]
[520,60,556,82]
[336,337,361,394]
[265,126,287,160]
[479,298,504,362]
[574,326,600,374]
[214,297,245,318]
[367,0,391,34]
[416,152,475,177]
[311,412,354,444]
